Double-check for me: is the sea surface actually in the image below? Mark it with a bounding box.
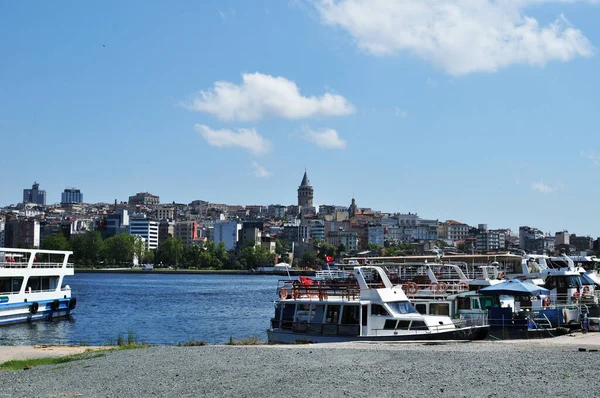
[0,273,281,346]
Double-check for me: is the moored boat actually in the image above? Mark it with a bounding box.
[0,248,76,325]
[267,266,489,344]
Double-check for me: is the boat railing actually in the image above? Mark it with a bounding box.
[277,281,360,301]
[0,262,29,269]
[400,281,470,297]
[0,261,73,269]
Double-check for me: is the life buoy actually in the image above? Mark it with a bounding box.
[431,282,447,294]
[69,297,77,310]
[279,289,288,300]
[30,302,39,315]
[573,291,580,300]
[406,282,418,295]
[583,286,590,295]
[458,281,469,292]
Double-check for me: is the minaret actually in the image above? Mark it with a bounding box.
[297,170,314,207]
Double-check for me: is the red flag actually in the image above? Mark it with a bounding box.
[299,276,313,285]
[325,255,334,263]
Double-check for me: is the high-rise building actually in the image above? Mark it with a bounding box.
[129,217,159,250]
[61,187,83,204]
[297,170,314,208]
[23,182,46,205]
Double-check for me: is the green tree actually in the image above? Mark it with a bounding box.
[301,251,317,267]
[104,234,135,265]
[237,243,275,270]
[42,233,70,251]
[336,243,346,257]
[367,243,383,256]
[156,237,184,266]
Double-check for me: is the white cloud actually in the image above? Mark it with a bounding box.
[394,107,408,118]
[251,160,271,178]
[194,124,272,155]
[531,180,563,193]
[302,126,347,149]
[219,8,236,20]
[581,150,600,165]
[313,0,596,75]
[185,73,355,121]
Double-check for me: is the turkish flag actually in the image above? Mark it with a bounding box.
[325,255,334,263]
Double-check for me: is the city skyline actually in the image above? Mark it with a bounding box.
[2,1,599,237]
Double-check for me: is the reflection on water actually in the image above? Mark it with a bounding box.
[0,273,280,346]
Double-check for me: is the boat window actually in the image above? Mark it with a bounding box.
[397,320,410,330]
[387,301,419,315]
[341,306,359,325]
[281,304,295,330]
[0,278,23,294]
[325,305,340,324]
[371,304,389,316]
[384,319,397,329]
[457,297,470,310]
[414,303,427,314]
[471,299,480,309]
[430,303,449,316]
[362,305,368,326]
[311,305,325,323]
[480,296,497,310]
[409,320,427,330]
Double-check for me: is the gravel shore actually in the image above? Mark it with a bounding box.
[1,337,600,398]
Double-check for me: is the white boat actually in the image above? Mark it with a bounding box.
[0,248,76,325]
[267,265,489,343]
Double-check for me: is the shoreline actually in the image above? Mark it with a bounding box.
[3,331,600,363]
[74,268,314,276]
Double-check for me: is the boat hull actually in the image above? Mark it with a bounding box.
[267,325,489,344]
[0,298,75,326]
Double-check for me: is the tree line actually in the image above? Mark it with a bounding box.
[41,231,277,270]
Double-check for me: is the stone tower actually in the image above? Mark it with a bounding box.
[297,170,314,207]
[349,197,358,218]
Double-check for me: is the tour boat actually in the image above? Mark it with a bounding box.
[267,266,489,344]
[0,248,76,325]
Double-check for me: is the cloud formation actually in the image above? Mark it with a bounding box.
[302,126,347,149]
[531,180,562,193]
[581,150,600,165]
[194,124,272,155]
[186,73,355,121]
[251,160,271,178]
[313,0,595,75]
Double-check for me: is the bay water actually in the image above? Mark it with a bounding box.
[0,273,281,346]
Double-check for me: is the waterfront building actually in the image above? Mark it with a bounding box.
[327,230,359,253]
[439,220,471,242]
[23,182,46,205]
[4,218,40,248]
[555,231,569,246]
[213,220,241,251]
[367,225,385,247]
[297,170,314,208]
[61,188,83,205]
[129,217,159,250]
[128,192,160,206]
[174,221,199,246]
[519,226,545,253]
[475,225,506,252]
[570,234,594,254]
[239,226,261,247]
[306,219,325,242]
[95,209,129,239]
[268,204,287,218]
[159,220,175,244]
[156,206,175,221]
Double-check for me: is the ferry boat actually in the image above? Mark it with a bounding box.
[267,266,489,344]
[0,248,76,325]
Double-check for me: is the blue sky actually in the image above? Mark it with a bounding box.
[1,0,599,236]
